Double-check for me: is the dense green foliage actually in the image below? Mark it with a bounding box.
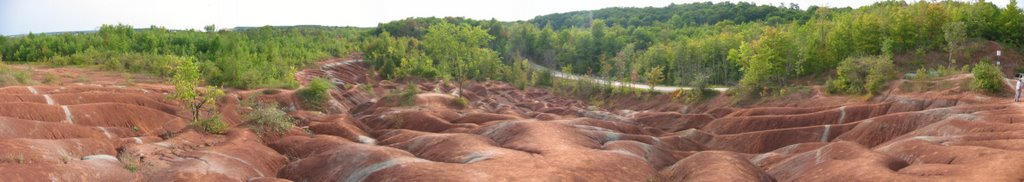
[2,25,363,88]
[297,78,333,111]
[971,61,1006,93]
[365,1,1022,96]
[826,56,897,95]
[531,2,814,29]
[169,57,201,105]
[365,21,505,81]
[3,1,1023,102]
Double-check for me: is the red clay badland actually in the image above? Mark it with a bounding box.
[0,56,1023,181]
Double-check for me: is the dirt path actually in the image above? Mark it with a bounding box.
[529,63,731,93]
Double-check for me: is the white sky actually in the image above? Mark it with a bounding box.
[1,0,1020,35]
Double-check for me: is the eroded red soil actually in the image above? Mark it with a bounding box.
[1,58,1022,181]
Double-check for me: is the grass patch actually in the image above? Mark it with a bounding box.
[41,73,58,84]
[379,83,420,107]
[121,73,135,86]
[118,152,139,172]
[674,88,720,104]
[246,103,297,135]
[191,115,228,134]
[12,71,33,85]
[73,76,92,83]
[1,154,26,164]
[240,94,261,109]
[398,84,419,106]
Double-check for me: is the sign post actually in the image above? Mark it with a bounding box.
[996,50,1002,67]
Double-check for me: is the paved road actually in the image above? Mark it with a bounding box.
[529,63,731,93]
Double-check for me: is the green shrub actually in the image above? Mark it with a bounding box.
[687,74,710,103]
[452,96,468,108]
[510,58,532,89]
[913,67,929,92]
[12,71,32,85]
[588,95,606,107]
[118,152,139,172]
[41,73,58,84]
[192,115,228,134]
[121,73,134,86]
[246,105,296,135]
[379,84,418,108]
[728,86,763,105]
[239,94,261,109]
[297,78,332,111]
[74,76,91,83]
[936,65,957,77]
[395,52,441,79]
[970,61,1006,94]
[864,58,897,94]
[399,84,419,106]
[915,67,930,80]
[535,70,553,87]
[826,56,896,95]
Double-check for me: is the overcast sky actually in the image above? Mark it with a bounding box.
[1,0,1020,35]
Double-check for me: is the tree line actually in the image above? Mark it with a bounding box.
[0,24,364,89]
[2,1,1022,99]
[364,1,1021,93]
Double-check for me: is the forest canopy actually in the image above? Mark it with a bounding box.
[2,0,1022,95]
[1,25,364,88]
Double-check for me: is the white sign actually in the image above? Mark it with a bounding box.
[997,50,1002,56]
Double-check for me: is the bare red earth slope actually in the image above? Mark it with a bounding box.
[1,59,1022,181]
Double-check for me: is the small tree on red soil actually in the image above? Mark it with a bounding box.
[169,57,227,134]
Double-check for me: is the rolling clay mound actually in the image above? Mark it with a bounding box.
[0,116,112,139]
[0,138,117,164]
[0,102,187,135]
[279,77,1024,181]
[0,85,159,95]
[137,130,287,181]
[6,58,1024,181]
[273,60,1024,181]
[0,92,178,114]
[0,83,284,181]
[0,154,137,181]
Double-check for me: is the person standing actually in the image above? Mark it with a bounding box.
[1016,74,1023,102]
